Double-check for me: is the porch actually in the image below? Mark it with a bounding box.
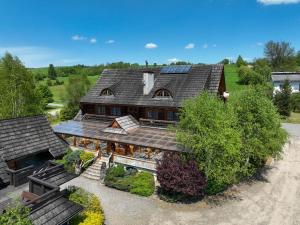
[53,118,185,172]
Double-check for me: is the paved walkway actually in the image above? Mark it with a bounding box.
[61,124,300,225]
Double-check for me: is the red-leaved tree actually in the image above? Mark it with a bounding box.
[156,153,207,197]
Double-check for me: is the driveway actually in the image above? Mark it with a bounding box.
[61,123,300,225]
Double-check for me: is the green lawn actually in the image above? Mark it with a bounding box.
[224,64,247,94]
[282,112,300,124]
[39,75,99,104]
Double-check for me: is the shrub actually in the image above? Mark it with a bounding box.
[80,151,94,165]
[65,150,83,165]
[176,92,243,195]
[0,202,32,225]
[60,104,79,121]
[157,153,206,197]
[130,171,155,197]
[68,186,104,225]
[274,80,293,117]
[231,87,287,176]
[46,78,52,86]
[291,92,300,112]
[104,165,155,197]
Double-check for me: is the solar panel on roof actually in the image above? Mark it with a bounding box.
[160,65,192,74]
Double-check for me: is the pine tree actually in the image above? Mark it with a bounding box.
[48,64,57,80]
[236,55,247,67]
[274,80,292,117]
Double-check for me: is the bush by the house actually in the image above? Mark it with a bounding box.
[56,150,95,172]
[176,91,287,195]
[157,152,206,199]
[176,92,243,195]
[104,165,155,197]
[0,202,32,225]
[60,104,80,121]
[232,87,287,176]
[67,186,104,225]
[130,171,155,196]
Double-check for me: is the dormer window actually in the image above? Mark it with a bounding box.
[154,89,172,99]
[100,89,113,96]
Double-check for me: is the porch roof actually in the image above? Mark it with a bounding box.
[53,120,186,152]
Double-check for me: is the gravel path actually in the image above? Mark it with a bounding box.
[61,123,300,225]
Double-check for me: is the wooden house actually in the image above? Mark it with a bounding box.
[54,65,226,173]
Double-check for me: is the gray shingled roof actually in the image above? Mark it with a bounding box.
[0,115,68,185]
[29,196,84,225]
[81,64,224,107]
[103,115,139,134]
[54,120,186,152]
[272,72,300,82]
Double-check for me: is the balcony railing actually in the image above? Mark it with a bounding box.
[139,118,177,128]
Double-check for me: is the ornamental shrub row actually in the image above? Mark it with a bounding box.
[104,165,155,197]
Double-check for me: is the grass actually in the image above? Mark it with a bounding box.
[282,112,300,124]
[224,64,247,94]
[38,75,99,104]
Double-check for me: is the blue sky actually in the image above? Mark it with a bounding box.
[0,0,300,67]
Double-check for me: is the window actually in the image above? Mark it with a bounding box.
[100,89,113,96]
[167,111,179,121]
[147,111,158,120]
[112,107,121,116]
[154,89,172,99]
[96,105,106,115]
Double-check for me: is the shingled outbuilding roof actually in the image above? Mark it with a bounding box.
[81,64,225,107]
[29,195,83,225]
[0,115,68,184]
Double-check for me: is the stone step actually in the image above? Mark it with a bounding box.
[82,173,100,180]
[85,167,101,174]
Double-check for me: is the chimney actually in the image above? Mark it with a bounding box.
[143,72,154,95]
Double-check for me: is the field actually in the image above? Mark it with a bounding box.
[39,75,99,104]
[224,64,246,94]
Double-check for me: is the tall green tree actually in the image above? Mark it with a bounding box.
[0,53,43,119]
[236,55,247,67]
[60,75,91,120]
[36,84,53,109]
[48,64,57,80]
[176,92,243,194]
[231,88,287,176]
[264,41,297,71]
[274,80,293,117]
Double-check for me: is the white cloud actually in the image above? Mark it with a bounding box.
[202,43,209,49]
[90,38,97,44]
[185,43,195,49]
[167,58,179,63]
[258,0,300,5]
[145,43,158,49]
[106,40,115,44]
[71,34,87,41]
[256,42,263,46]
[212,44,217,48]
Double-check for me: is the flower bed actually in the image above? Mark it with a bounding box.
[66,186,104,225]
[104,165,155,197]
